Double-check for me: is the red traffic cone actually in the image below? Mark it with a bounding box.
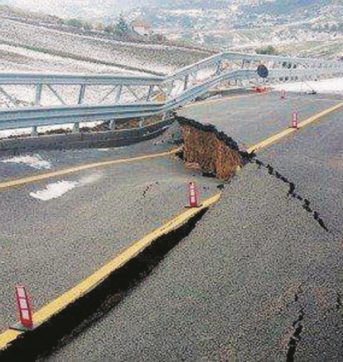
[186,182,200,208]
[291,111,298,129]
[15,285,33,330]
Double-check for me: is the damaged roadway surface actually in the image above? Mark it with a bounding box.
[0,130,221,333]
[181,91,341,148]
[48,92,343,361]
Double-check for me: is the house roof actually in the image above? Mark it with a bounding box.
[131,19,151,29]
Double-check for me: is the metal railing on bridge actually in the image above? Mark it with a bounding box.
[0,52,342,135]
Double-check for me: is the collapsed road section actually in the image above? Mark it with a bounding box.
[47,95,342,361]
[1,90,343,361]
[0,117,248,361]
[177,116,251,180]
[1,210,208,360]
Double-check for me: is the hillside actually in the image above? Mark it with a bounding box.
[0,0,342,65]
[0,7,212,75]
[131,0,343,59]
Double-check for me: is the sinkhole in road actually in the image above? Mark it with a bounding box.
[176,116,251,180]
[0,209,208,361]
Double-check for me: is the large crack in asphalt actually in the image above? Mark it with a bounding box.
[337,292,343,311]
[286,285,305,362]
[1,118,335,361]
[176,116,330,233]
[286,308,305,362]
[253,158,329,232]
[174,118,336,360]
[0,209,208,361]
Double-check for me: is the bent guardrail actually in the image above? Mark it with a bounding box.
[0,52,342,135]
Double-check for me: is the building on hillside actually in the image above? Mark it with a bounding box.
[131,19,152,37]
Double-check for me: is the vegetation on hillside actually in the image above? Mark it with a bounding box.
[255,45,278,55]
[62,14,133,37]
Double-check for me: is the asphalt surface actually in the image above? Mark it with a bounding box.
[180,92,341,148]
[48,92,343,361]
[0,131,220,332]
[0,132,179,182]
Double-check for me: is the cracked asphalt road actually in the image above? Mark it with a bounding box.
[48,92,343,361]
[0,135,178,182]
[0,133,220,332]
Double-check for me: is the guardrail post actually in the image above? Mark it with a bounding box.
[146,85,154,101]
[215,61,222,75]
[167,81,174,97]
[115,85,123,103]
[73,122,80,133]
[78,85,86,105]
[109,120,116,130]
[35,84,42,106]
[184,74,189,90]
[162,111,172,121]
[31,126,38,137]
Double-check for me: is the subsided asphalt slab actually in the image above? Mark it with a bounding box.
[48,94,343,361]
[0,145,220,333]
[0,131,178,182]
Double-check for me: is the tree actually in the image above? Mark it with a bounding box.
[115,14,131,36]
[83,22,92,31]
[64,18,83,28]
[104,24,115,34]
[95,23,105,32]
[255,45,278,55]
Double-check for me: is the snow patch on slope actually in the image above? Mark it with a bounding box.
[273,78,343,94]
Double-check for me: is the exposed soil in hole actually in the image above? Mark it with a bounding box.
[176,116,251,180]
[175,116,330,233]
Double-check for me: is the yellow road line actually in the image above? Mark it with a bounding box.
[0,148,180,191]
[247,101,343,153]
[0,330,21,351]
[0,192,221,351]
[182,91,263,109]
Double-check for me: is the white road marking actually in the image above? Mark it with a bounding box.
[1,154,52,170]
[29,172,103,201]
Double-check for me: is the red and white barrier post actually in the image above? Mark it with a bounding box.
[15,285,33,330]
[291,111,298,129]
[187,181,199,208]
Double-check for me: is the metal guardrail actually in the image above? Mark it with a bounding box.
[0,52,342,135]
